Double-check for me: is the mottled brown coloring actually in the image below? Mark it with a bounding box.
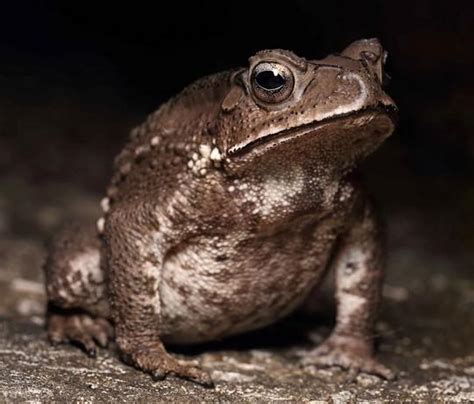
[44,38,397,385]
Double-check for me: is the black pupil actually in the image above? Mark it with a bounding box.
[255,70,286,91]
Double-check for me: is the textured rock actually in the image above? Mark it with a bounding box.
[1,309,473,402]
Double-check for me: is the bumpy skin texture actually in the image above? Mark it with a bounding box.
[44,38,397,385]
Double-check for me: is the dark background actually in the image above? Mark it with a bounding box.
[0,1,473,255]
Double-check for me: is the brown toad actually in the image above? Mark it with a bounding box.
[44,38,397,386]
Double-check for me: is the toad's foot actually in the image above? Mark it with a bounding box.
[299,334,395,380]
[47,311,114,357]
[121,344,213,387]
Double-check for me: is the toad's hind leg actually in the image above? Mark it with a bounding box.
[44,222,113,356]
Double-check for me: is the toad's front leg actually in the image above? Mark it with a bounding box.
[302,198,394,380]
[104,203,213,386]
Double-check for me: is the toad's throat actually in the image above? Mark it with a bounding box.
[227,105,396,157]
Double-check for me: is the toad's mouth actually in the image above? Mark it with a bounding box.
[226,105,397,158]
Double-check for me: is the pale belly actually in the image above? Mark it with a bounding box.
[159,226,337,344]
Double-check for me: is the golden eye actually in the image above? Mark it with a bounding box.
[251,62,294,104]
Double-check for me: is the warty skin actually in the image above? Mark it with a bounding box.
[44,38,397,386]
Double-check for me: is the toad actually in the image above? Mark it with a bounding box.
[45,38,397,386]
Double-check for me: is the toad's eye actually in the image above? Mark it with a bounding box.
[255,70,286,91]
[251,62,294,104]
